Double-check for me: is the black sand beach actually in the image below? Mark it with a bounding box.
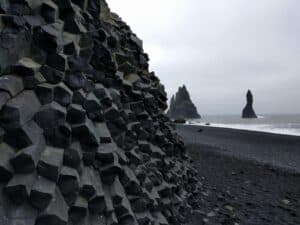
[178,125,300,173]
[178,125,300,225]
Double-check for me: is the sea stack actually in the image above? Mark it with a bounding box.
[242,90,258,118]
[167,85,201,119]
[0,1,199,225]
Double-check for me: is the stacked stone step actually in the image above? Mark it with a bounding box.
[0,0,200,225]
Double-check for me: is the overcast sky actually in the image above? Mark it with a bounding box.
[108,0,300,115]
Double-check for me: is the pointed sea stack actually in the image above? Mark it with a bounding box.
[167,85,201,119]
[242,90,258,118]
[0,1,200,224]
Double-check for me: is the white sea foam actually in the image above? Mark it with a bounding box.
[212,123,300,136]
[186,120,300,136]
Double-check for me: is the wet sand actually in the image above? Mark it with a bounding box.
[178,125,300,225]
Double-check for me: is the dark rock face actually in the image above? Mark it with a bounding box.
[167,85,200,119]
[242,90,257,118]
[0,1,199,225]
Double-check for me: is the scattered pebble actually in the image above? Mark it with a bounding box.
[282,199,290,205]
[207,211,216,217]
[203,218,209,223]
[182,128,300,225]
[225,205,234,212]
[202,191,210,197]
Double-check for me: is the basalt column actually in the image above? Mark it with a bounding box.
[0,1,199,225]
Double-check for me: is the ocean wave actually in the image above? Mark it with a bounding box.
[187,122,300,136]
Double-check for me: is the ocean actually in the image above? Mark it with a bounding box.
[187,114,300,136]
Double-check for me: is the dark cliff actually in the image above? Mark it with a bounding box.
[242,90,257,118]
[0,1,199,225]
[167,85,200,119]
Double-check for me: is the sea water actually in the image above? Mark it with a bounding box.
[187,114,300,136]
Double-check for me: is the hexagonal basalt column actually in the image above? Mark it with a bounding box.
[72,118,99,147]
[0,142,14,182]
[0,90,40,130]
[30,176,56,210]
[0,75,23,97]
[10,135,45,173]
[37,146,64,181]
[0,0,200,224]
[54,83,73,106]
[35,83,55,105]
[34,102,66,130]
[4,173,36,205]
[35,189,69,225]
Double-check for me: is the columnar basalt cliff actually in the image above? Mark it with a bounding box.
[0,1,199,225]
[167,85,200,119]
[242,90,257,118]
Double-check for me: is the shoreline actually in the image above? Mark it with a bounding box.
[177,125,300,174]
[192,142,300,175]
[185,123,300,138]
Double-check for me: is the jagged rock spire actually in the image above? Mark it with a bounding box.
[169,94,175,112]
[167,85,200,119]
[242,90,257,118]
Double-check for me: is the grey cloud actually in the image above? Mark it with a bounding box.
[108,0,300,114]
